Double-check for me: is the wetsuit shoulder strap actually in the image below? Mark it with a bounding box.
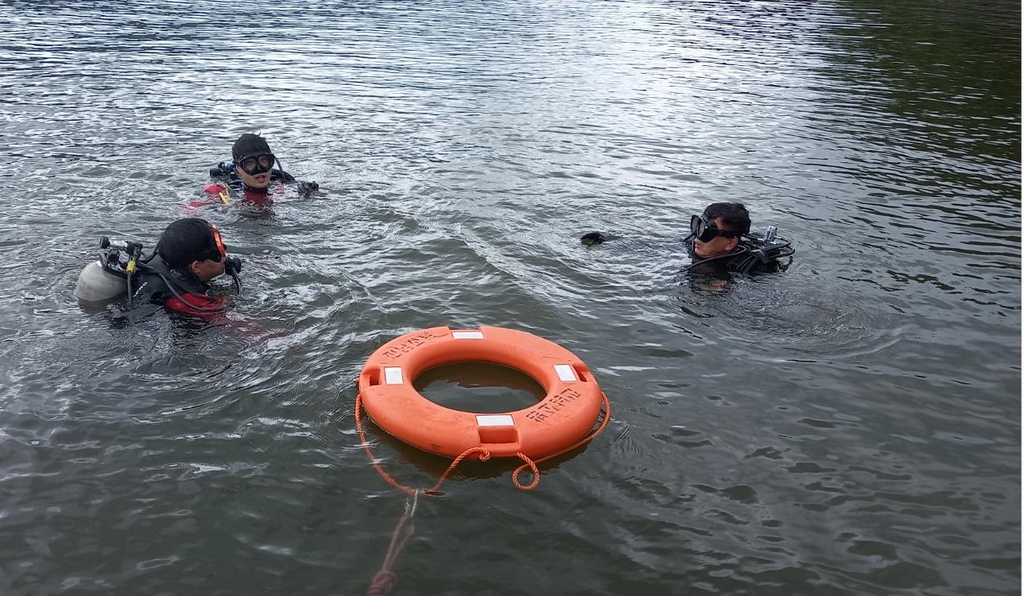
[135,254,209,299]
[684,243,751,273]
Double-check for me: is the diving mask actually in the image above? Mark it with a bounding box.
[237,153,275,176]
[690,214,741,243]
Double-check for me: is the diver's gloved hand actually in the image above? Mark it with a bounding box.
[581,231,620,245]
[297,180,320,196]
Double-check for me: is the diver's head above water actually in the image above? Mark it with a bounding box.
[231,133,276,191]
[156,218,227,281]
[690,202,750,260]
[579,200,792,275]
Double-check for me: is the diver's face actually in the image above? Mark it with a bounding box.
[237,164,272,189]
[693,217,739,259]
[235,153,275,189]
[191,257,226,282]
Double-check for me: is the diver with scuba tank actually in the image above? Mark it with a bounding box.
[581,202,794,274]
[75,218,243,318]
[190,133,320,210]
[682,202,794,274]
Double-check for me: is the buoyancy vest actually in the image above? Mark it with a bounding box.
[199,168,297,207]
[684,234,794,274]
[132,253,226,316]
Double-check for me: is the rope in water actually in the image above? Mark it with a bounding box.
[366,491,418,596]
[354,391,611,594]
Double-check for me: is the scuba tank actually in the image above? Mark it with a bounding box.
[74,237,141,303]
[75,260,128,302]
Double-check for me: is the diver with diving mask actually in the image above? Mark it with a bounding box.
[580,202,794,274]
[75,218,243,318]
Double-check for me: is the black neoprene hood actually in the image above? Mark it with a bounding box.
[231,133,272,162]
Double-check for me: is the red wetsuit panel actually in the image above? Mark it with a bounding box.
[165,293,227,320]
[182,184,231,212]
[184,184,276,211]
[240,188,273,207]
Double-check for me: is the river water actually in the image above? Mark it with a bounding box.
[0,1,1019,594]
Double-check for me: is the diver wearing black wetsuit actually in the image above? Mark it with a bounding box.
[131,218,240,317]
[683,203,793,274]
[580,202,793,274]
[133,251,224,315]
[683,229,793,274]
[197,133,316,208]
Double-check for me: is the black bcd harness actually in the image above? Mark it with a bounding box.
[94,237,241,312]
[684,227,795,274]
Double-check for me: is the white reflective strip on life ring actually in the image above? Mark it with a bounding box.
[384,367,404,385]
[476,414,515,427]
[452,331,485,339]
[554,364,577,382]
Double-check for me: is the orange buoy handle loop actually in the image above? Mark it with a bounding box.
[511,391,613,490]
[512,452,541,491]
[359,388,611,494]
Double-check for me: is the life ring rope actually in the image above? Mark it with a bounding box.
[355,390,611,493]
[511,389,611,490]
[355,326,611,595]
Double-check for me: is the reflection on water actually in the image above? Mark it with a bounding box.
[0,0,1019,594]
[414,362,546,413]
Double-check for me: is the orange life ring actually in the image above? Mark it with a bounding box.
[357,326,606,460]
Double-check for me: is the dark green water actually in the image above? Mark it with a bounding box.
[0,1,1019,594]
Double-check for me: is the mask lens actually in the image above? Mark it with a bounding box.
[238,153,275,175]
[694,215,717,243]
[690,214,701,237]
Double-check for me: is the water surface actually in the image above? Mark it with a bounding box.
[0,1,1019,594]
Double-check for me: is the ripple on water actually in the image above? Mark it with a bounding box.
[0,1,1019,595]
